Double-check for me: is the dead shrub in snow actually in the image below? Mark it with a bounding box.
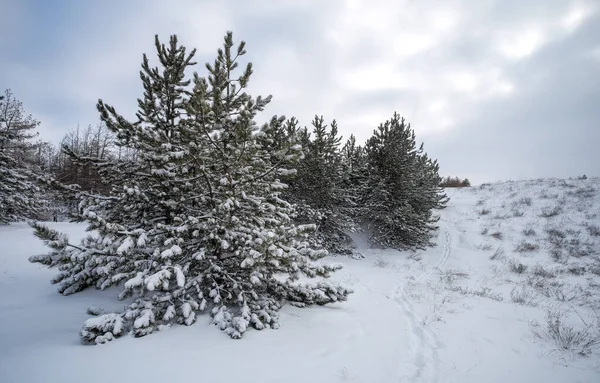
[590,261,600,276]
[519,197,533,206]
[475,243,493,251]
[522,227,536,236]
[540,205,562,218]
[559,180,577,188]
[530,309,600,356]
[537,282,587,302]
[539,190,559,199]
[532,265,556,278]
[585,224,600,237]
[449,285,503,302]
[567,186,596,199]
[567,265,586,276]
[469,287,503,301]
[438,268,470,285]
[575,201,587,213]
[526,275,548,290]
[508,259,528,274]
[510,287,540,306]
[550,248,568,264]
[490,246,505,261]
[490,231,503,240]
[566,228,581,236]
[373,258,390,268]
[545,227,566,241]
[564,239,596,258]
[480,227,489,235]
[512,209,525,217]
[514,240,539,253]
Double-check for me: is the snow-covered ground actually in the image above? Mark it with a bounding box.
[2,177,600,383]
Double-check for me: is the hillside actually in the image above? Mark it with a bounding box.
[1,177,599,383]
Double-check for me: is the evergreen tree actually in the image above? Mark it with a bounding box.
[30,32,351,344]
[363,112,447,250]
[340,134,369,222]
[0,89,49,224]
[286,116,355,254]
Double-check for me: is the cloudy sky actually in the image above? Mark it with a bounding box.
[1,0,599,183]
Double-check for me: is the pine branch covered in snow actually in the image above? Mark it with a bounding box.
[29,32,351,344]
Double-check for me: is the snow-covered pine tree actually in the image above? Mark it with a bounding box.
[184,41,352,336]
[412,142,448,217]
[363,112,447,250]
[0,89,49,224]
[30,32,351,344]
[285,116,355,254]
[340,134,369,223]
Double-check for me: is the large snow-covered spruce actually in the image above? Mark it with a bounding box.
[29,32,351,343]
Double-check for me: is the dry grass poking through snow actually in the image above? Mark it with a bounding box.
[373,257,390,268]
[508,259,528,274]
[490,246,505,261]
[510,287,540,306]
[530,308,600,356]
[463,177,600,358]
[473,178,600,279]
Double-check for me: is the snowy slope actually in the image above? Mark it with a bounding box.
[1,177,599,383]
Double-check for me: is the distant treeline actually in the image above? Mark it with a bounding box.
[440,176,471,188]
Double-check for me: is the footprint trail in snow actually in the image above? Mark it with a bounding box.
[393,223,451,382]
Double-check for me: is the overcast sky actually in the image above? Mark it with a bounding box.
[1,0,599,183]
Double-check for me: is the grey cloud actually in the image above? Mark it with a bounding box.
[340,89,422,115]
[486,0,573,25]
[1,0,598,184]
[425,15,600,183]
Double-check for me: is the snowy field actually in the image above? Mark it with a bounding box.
[1,177,600,383]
